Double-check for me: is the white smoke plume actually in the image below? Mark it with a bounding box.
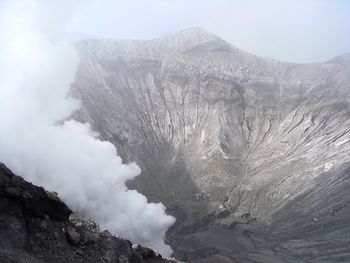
[0,0,175,256]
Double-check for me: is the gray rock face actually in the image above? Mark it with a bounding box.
[73,27,350,262]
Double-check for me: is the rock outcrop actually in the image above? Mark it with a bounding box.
[0,163,175,263]
[72,27,350,262]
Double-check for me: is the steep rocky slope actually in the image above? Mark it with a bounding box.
[72,27,350,262]
[0,163,175,263]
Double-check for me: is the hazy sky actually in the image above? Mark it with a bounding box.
[2,0,350,63]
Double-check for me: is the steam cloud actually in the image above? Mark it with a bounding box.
[0,0,175,256]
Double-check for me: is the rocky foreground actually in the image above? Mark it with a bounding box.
[0,163,175,263]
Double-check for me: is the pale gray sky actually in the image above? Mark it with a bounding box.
[2,0,350,63]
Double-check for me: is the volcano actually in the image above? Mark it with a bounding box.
[73,27,350,262]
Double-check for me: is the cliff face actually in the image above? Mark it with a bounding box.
[0,163,175,263]
[73,27,350,262]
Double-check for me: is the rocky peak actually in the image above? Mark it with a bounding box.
[152,27,229,52]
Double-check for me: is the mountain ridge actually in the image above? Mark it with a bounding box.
[77,27,350,65]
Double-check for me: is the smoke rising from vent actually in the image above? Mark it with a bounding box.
[0,0,175,256]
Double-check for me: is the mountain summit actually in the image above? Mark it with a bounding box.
[152,27,225,52]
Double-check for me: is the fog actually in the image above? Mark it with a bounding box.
[65,0,350,63]
[0,0,174,256]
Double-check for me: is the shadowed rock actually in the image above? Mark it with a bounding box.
[0,163,176,263]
